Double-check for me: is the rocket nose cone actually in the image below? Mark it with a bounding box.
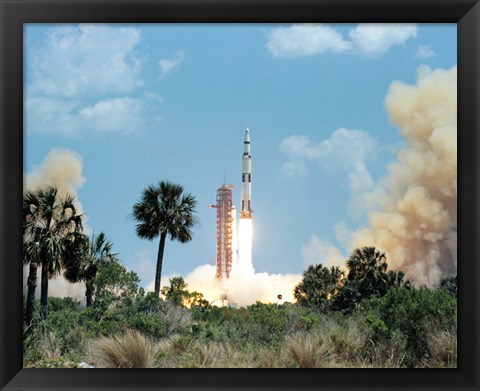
[244,128,250,143]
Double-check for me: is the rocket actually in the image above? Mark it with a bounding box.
[240,127,252,219]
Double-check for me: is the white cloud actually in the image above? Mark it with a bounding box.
[280,128,377,214]
[144,90,163,102]
[132,249,156,284]
[348,24,418,55]
[280,128,376,183]
[158,50,185,79]
[279,134,323,161]
[25,25,154,137]
[26,96,145,136]
[266,23,418,58]
[78,97,144,133]
[415,45,436,59]
[266,24,351,58]
[301,234,344,268]
[280,160,308,177]
[25,96,82,137]
[30,24,143,98]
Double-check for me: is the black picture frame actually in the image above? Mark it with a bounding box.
[1,0,479,390]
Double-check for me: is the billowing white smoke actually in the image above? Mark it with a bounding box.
[177,264,301,307]
[352,65,457,287]
[24,148,87,303]
[23,266,86,304]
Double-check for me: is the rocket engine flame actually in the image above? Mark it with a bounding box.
[236,218,254,276]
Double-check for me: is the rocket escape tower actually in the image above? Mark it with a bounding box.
[210,184,235,280]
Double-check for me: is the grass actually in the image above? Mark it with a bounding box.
[27,319,457,368]
[428,330,457,367]
[286,332,328,368]
[24,299,457,369]
[90,329,153,368]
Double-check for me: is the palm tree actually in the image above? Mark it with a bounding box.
[23,186,84,320]
[132,181,198,295]
[294,264,344,309]
[332,247,411,313]
[385,269,410,290]
[23,193,40,327]
[23,256,38,327]
[346,247,389,296]
[63,232,119,307]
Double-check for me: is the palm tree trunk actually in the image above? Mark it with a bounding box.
[40,262,49,320]
[154,232,167,295]
[25,262,38,327]
[85,280,94,307]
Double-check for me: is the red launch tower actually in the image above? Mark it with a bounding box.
[210,184,235,280]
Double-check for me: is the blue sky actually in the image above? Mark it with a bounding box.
[24,23,457,288]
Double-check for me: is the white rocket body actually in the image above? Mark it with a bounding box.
[240,127,252,219]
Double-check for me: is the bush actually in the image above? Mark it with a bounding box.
[439,275,457,298]
[360,286,456,367]
[282,303,319,333]
[48,297,80,312]
[246,302,287,345]
[128,312,165,338]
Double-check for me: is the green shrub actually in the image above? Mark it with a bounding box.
[439,275,457,298]
[48,297,80,312]
[282,304,319,333]
[247,302,287,345]
[361,286,456,367]
[128,312,165,338]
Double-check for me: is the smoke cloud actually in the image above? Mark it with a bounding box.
[25,148,86,198]
[352,65,457,287]
[23,266,86,304]
[165,263,301,307]
[24,148,88,304]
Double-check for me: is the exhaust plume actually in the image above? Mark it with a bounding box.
[352,65,457,287]
[167,264,301,307]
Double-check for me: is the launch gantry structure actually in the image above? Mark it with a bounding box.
[209,184,235,280]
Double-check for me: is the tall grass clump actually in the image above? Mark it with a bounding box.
[427,329,457,367]
[91,329,153,368]
[286,332,329,368]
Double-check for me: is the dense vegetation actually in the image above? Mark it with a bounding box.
[23,262,457,368]
[22,185,457,368]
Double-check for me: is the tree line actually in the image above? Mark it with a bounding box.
[23,180,197,327]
